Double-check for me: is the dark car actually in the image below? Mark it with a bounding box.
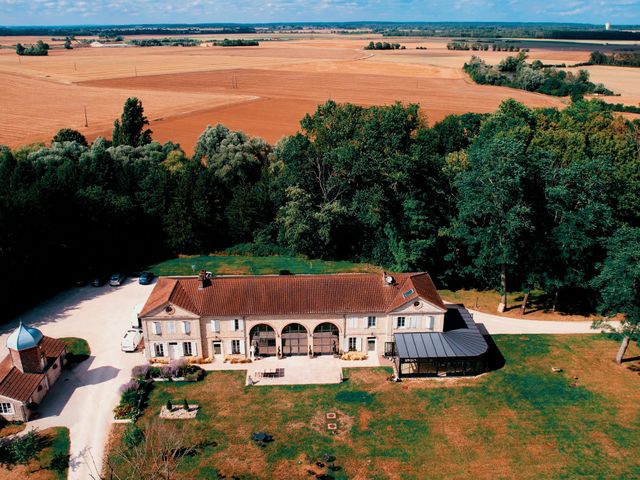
[138,271,155,285]
[109,273,126,287]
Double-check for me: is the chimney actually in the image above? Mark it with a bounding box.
[383,271,395,286]
[198,270,212,289]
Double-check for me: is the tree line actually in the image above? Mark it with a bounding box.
[587,51,640,67]
[127,38,202,47]
[1,97,639,359]
[464,52,613,100]
[364,41,404,50]
[447,41,529,52]
[211,39,259,47]
[15,40,49,56]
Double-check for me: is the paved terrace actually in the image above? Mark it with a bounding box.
[204,354,383,386]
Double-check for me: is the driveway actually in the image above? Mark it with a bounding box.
[0,280,150,480]
[468,308,620,334]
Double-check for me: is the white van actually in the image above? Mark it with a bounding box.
[121,329,142,352]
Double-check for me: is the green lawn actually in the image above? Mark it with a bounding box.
[61,337,90,364]
[148,255,380,277]
[0,427,69,480]
[107,335,640,480]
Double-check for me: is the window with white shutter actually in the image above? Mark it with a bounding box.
[182,342,193,356]
[167,321,176,334]
[347,317,357,329]
[211,320,220,333]
[356,337,362,351]
[396,317,406,328]
[367,316,377,328]
[182,321,190,334]
[427,316,435,330]
[152,322,161,335]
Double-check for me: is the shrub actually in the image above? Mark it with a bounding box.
[131,364,150,380]
[50,452,70,472]
[119,380,139,395]
[166,399,173,411]
[170,358,188,377]
[148,366,162,378]
[160,365,174,379]
[183,398,189,411]
[123,424,144,447]
[182,364,204,376]
[341,351,368,361]
[11,430,40,464]
[113,404,141,420]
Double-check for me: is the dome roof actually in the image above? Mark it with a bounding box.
[6,322,43,351]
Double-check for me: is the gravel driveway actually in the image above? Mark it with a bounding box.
[468,308,619,334]
[0,280,150,480]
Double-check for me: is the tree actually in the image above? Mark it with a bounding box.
[15,43,25,55]
[10,430,40,464]
[64,39,72,50]
[453,127,533,311]
[105,420,199,480]
[112,97,152,147]
[52,128,87,146]
[592,227,640,364]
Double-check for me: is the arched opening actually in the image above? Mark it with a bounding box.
[249,324,276,357]
[313,322,339,356]
[281,323,308,356]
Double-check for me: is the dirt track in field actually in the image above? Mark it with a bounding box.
[1,35,637,153]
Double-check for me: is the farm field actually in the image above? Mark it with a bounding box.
[106,335,640,480]
[2,34,637,153]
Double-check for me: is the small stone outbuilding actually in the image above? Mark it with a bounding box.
[0,322,66,422]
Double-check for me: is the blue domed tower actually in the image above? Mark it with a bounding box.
[6,322,46,374]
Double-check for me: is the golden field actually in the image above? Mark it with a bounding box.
[0,34,638,153]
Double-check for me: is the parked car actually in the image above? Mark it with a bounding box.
[109,273,126,286]
[91,277,106,287]
[138,271,155,285]
[121,328,142,352]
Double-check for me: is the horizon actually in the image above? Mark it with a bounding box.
[2,0,640,27]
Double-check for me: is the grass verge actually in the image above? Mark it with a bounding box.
[148,254,380,277]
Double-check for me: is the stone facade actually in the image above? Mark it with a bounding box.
[141,298,446,361]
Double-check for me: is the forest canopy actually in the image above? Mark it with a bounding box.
[0,98,639,322]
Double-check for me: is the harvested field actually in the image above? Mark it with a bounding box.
[1,34,638,152]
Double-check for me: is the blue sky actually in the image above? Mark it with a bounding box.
[1,0,639,26]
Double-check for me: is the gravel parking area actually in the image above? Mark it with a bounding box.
[0,280,151,480]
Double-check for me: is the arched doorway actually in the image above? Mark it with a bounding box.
[281,323,308,356]
[249,324,276,357]
[313,323,339,355]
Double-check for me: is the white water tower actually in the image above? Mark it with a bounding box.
[605,22,611,30]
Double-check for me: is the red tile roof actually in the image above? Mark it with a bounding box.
[0,336,66,403]
[40,336,66,359]
[140,272,445,317]
[0,357,44,403]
